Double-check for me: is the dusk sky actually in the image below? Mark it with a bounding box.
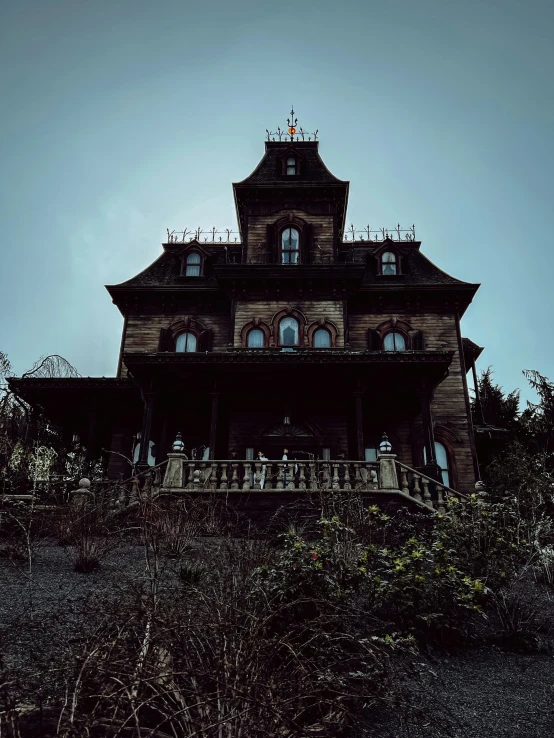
[1,0,553,405]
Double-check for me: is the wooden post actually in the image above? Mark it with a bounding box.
[209,386,220,460]
[420,383,441,482]
[138,390,156,468]
[354,384,364,461]
[471,355,485,425]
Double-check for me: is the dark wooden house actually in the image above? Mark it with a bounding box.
[10,120,482,499]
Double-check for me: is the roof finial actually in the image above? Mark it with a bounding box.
[287,106,298,139]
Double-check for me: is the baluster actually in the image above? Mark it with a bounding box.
[309,462,318,491]
[253,462,262,490]
[219,463,228,491]
[230,463,239,490]
[288,462,295,490]
[422,477,433,508]
[298,462,306,490]
[332,463,340,491]
[265,462,273,490]
[199,462,207,487]
[412,473,422,502]
[323,463,331,490]
[186,461,195,489]
[370,468,378,489]
[354,463,362,490]
[276,463,284,490]
[343,462,351,491]
[192,469,201,491]
[436,485,445,514]
[400,468,409,495]
[242,462,251,491]
[210,462,218,491]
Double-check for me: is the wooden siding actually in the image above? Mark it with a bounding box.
[234,300,344,347]
[246,209,335,264]
[349,310,475,495]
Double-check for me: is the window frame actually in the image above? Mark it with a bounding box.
[381,250,398,275]
[279,316,301,347]
[246,327,266,349]
[175,331,198,353]
[280,227,301,265]
[312,327,332,348]
[383,331,406,352]
[185,251,202,277]
[286,156,297,176]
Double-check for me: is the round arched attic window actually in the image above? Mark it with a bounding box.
[381,251,397,275]
[185,252,201,276]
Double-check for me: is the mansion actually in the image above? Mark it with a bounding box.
[11,116,483,500]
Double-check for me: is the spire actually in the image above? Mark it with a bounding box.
[266,107,318,142]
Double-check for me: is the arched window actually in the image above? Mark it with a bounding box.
[381,251,397,275]
[185,252,201,277]
[281,228,300,264]
[247,328,265,348]
[424,442,451,488]
[175,332,197,353]
[383,332,406,351]
[313,328,331,348]
[286,157,296,175]
[279,317,299,346]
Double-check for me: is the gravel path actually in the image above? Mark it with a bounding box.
[2,545,554,737]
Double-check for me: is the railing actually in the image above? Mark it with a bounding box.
[395,461,467,513]
[342,224,416,243]
[163,459,378,493]
[166,228,241,244]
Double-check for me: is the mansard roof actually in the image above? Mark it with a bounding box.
[234,141,347,187]
[362,248,474,287]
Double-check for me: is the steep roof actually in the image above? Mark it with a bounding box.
[234,141,347,187]
[361,249,476,287]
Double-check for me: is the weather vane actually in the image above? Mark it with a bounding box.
[266,108,318,142]
[287,106,298,138]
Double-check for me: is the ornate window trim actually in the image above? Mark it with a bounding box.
[277,148,304,177]
[270,307,307,347]
[179,241,209,277]
[375,240,402,276]
[240,318,271,348]
[160,316,211,352]
[306,318,339,348]
[367,319,424,351]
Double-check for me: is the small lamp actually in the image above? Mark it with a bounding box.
[379,432,392,454]
[172,432,185,452]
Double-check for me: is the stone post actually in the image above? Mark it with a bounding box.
[378,454,400,491]
[163,453,187,490]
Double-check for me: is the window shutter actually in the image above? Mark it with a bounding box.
[302,223,313,264]
[266,223,277,263]
[198,329,213,352]
[367,328,381,351]
[158,328,171,352]
[412,330,425,350]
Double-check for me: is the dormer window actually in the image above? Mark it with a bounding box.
[185,252,201,277]
[286,156,297,175]
[281,228,300,264]
[381,251,397,275]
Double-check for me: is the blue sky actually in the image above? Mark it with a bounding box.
[1,0,553,405]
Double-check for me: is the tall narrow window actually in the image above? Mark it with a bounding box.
[279,317,299,346]
[247,328,264,348]
[286,157,296,175]
[175,332,197,352]
[424,442,450,488]
[313,328,331,348]
[281,228,300,264]
[185,252,201,276]
[381,251,397,275]
[383,332,406,351]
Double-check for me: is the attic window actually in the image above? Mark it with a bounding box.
[185,252,201,277]
[286,157,297,176]
[383,332,406,352]
[381,251,397,275]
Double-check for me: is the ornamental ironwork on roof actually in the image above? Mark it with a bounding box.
[342,225,417,243]
[266,106,318,142]
[166,228,241,244]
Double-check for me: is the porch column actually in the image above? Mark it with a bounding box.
[470,354,485,425]
[354,384,364,461]
[420,383,441,481]
[209,385,220,460]
[85,408,100,462]
[138,390,157,468]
